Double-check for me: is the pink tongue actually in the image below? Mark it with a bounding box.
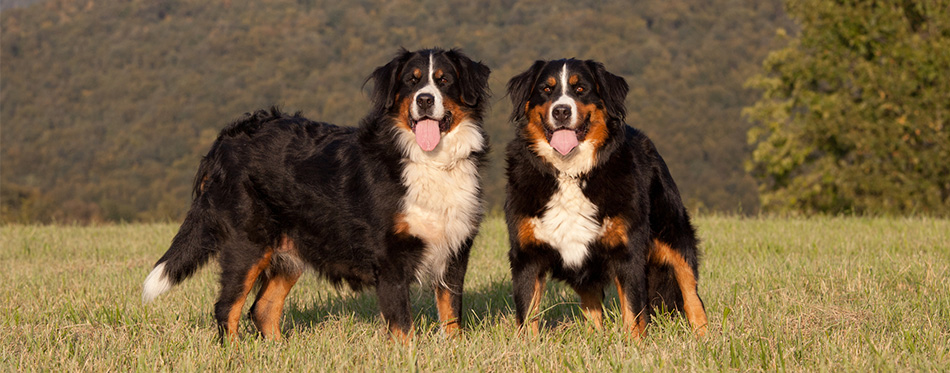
[550,129,579,155]
[414,119,441,152]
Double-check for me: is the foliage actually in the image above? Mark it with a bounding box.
[2,216,949,370]
[744,0,950,216]
[1,0,791,223]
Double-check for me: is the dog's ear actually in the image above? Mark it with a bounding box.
[506,60,547,123]
[445,49,491,107]
[585,60,629,121]
[365,48,413,115]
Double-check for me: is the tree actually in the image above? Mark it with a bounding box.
[745,0,950,216]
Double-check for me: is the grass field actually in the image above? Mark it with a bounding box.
[2,216,948,371]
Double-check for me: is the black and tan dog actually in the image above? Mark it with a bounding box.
[142,48,491,342]
[504,59,707,337]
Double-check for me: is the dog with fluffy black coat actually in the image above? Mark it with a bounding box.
[504,59,708,337]
[142,48,491,342]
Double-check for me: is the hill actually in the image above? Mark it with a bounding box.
[1,0,792,222]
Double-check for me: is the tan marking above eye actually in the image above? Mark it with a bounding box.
[412,69,422,79]
[568,74,579,85]
[434,69,444,79]
[546,77,557,87]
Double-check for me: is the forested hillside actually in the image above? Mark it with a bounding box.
[1,0,791,223]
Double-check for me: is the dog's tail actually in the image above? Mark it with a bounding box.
[142,206,221,303]
[141,108,290,304]
[142,139,229,304]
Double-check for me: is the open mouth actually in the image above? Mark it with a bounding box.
[409,111,453,132]
[409,111,453,152]
[543,113,590,156]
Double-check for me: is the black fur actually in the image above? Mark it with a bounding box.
[504,59,705,332]
[145,48,491,341]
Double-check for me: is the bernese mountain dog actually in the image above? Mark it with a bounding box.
[504,59,708,337]
[142,48,491,343]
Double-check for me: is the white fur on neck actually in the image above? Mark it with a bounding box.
[394,118,484,284]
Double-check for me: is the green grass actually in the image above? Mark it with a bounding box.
[2,216,949,371]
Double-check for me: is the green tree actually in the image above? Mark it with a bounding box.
[745,0,950,216]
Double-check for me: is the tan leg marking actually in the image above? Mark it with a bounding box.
[225,249,273,339]
[252,271,300,340]
[576,288,604,331]
[435,287,460,336]
[525,275,547,335]
[650,239,708,336]
[252,236,303,340]
[388,324,413,345]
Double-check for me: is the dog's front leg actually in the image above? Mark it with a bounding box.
[376,274,413,344]
[435,237,473,336]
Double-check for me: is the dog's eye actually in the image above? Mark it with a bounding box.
[439,77,449,85]
[575,86,585,94]
[542,87,552,93]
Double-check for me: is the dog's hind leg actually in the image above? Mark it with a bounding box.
[250,271,300,340]
[214,245,273,342]
[250,237,302,340]
[650,239,708,336]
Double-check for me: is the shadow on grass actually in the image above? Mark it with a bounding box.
[246,277,695,339]
[279,278,517,336]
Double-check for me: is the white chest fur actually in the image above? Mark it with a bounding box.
[529,176,601,268]
[396,119,484,283]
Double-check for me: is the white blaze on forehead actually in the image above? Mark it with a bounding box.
[411,53,446,121]
[548,63,579,128]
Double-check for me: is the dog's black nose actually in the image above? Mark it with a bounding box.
[552,105,571,123]
[416,94,434,111]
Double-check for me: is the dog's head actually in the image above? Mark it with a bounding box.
[366,48,491,153]
[507,59,628,164]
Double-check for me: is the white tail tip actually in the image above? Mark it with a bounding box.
[142,263,173,304]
